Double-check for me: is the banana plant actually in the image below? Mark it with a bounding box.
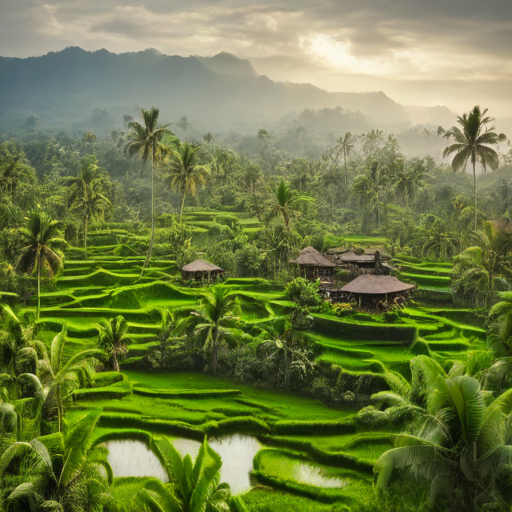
[137,437,248,512]
[0,410,114,511]
[37,325,103,432]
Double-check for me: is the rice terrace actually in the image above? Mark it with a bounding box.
[2,4,512,511]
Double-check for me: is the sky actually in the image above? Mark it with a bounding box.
[1,0,512,117]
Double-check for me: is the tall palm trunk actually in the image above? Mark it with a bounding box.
[113,353,120,372]
[212,326,219,374]
[472,157,477,229]
[180,193,186,223]
[83,214,88,258]
[141,155,155,277]
[344,149,348,187]
[37,250,41,320]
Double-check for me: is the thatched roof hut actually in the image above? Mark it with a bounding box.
[181,259,224,281]
[340,275,415,297]
[292,247,335,280]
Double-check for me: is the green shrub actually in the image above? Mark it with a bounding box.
[410,339,431,355]
[333,303,354,317]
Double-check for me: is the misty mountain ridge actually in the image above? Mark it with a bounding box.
[0,46,456,134]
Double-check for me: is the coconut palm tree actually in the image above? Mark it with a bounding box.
[82,131,97,155]
[95,315,130,372]
[374,360,512,511]
[267,181,313,228]
[150,308,190,353]
[362,129,384,155]
[191,285,240,374]
[353,162,388,230]
[164,142,210,223]
[67,159,112,258]
[389,158,427,208]
[451,221,512,307]
[138,437,247,512]
[257,317,314,389]
[336,132,356,186]
[17,211,66,320]
[0,142,36,196]
[443,106,506,228]
[125,107,176,276]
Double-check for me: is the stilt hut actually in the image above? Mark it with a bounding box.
[181,259,224,282]
[339,275,415,308]
[292,247,336,281]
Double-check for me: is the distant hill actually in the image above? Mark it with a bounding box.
[404,105,457,129]
[197,52,257,78]
[0,46,412,134]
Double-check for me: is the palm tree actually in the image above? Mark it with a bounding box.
[17,211,66,320]
[164,142,210,223]
[389,158,427,208]
[0,410,115,511]
[374,359,512,511]
[82,131,97,155]
[336,132,356,186]
[125,107,175,276]
[150,308,190,353]
[362,129,384,155]
[267,181,313,228]
[0,142,35,195]
[68,159,112,258]
[353,162,388,230]
[257,318,314,389]
[138,437,247,512]
[443,106,506,228]
[192,285,240,374]
[38,325,103,432]
[96,315,130,372]
[452,221,512,307]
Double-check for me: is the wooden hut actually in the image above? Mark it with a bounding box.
[339,275,415,308]
[181,259,224,282]
[291,247,336,280]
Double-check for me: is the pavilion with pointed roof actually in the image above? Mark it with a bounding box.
[339,274,415,306]
[291,246,336,280]
[181,259,224,282]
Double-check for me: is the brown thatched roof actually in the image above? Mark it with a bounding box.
[291,247,336,267]
[339,252,375,263]
[340,275,415,295]
[182,259,224,272]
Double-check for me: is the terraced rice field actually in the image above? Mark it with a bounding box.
[23,232,482,510]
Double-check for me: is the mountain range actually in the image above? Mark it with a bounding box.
[0,46,458,134]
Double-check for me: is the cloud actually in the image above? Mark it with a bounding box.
[0,0,511,115]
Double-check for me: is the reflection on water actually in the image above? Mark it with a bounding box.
[105,440,168,482]
[172,435,261,494]
[105,435,260,494]
[210,435,261,494]
[294,463,348,488]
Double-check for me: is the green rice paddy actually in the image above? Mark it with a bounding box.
[21,227,480,511]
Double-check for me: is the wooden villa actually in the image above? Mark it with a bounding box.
[181,259,224,282]
[339,275,415,308]
[292,246,336,280]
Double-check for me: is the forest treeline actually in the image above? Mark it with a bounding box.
[1,106,511,307]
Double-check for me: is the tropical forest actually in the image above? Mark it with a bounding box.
[1,22,512,512]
